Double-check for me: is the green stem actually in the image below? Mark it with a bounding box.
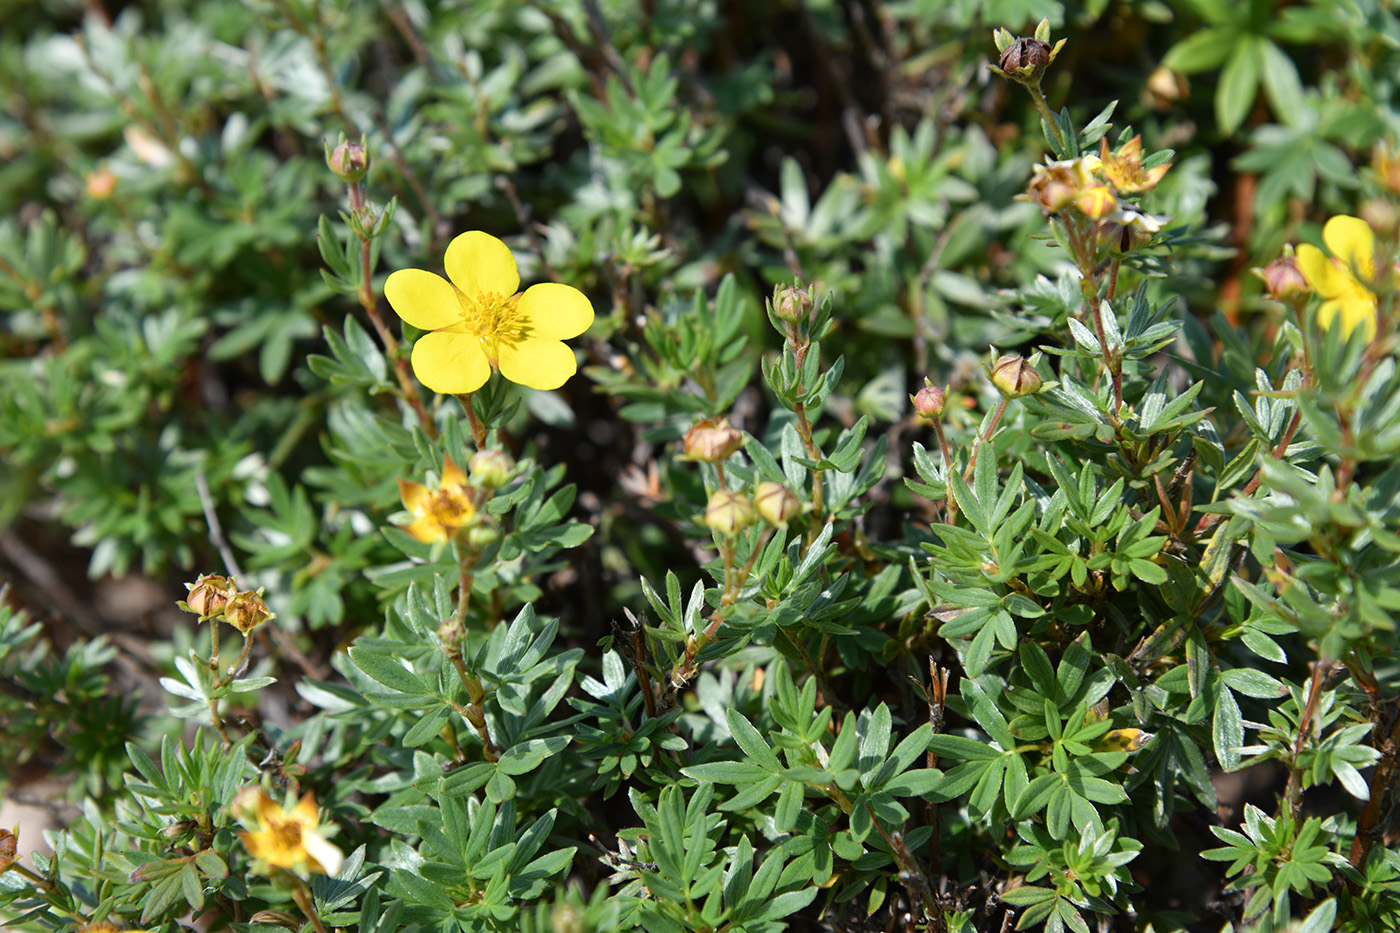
[1025,81,1066,153]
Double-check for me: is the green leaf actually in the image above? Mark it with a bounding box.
[348,647,433,698]
[497,737,571,775]
[1216,36,1261,134]
[727,708,781,772]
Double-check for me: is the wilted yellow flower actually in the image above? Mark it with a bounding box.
[385,231,594,394]
[1295,215,1381,341]
[235,789,343,879]
[398,456,476,543]
[223,588,275,635]
[1096,135,1170,194]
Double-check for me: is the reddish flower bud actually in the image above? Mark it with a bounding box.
[912,385,946,419]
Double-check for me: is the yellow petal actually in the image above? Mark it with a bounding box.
[302,831,344,877]
[411,331,492,394]
[1295,243,1351,300]
[441,455,468,491]
[444,231,519,299]
[1322,214,1377,283]
[517,283,595,339]
[399,479,430,514]
[385,270,461,331]
[292,794,320,826]
[1321,296,1379,341]
[499,338,578,391]
[405,516,448,543]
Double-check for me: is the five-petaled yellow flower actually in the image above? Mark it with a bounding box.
[398,456,476,543]
[1295,215,1381,341]
[385,231,594,394]
[235,789,343,879]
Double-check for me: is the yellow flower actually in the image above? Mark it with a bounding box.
[1295,215,1381,341]
[385,231,594,393]
[1096,135,1170,194]
[398,456,476,543]
[235,789,343,879]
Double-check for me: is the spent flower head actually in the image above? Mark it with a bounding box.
[682,417,745,463]
[180,574,235,620]
[398,456,476,543]
[385,231,594,393]
[1295,214,1383,341]
[990,20,1064,86]
[235,788,343,879]
[223,588,274,635]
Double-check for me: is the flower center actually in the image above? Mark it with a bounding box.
[456,289,531,362]
[429,489,473,528]
[272,820,303,850]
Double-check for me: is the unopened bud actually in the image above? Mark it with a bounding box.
[181,574,233,620]
[85,167,117,200]
[437,618,464,659]
[469,449,512,490]
[327,137,369,183]
[1253,256,1310,301]
[990,354,1043,399]
[223,588,274,635]
[0,826,16,873]
[912,385,946,419]
[162,820,196,840]
[1076,185,1117,220]
[1361,198,1400,239]
[771,283,814,324]
[753,481,801,527]
[683,418,745,463]
[1373,145,1400,195]
[465,524,500,549]
[703,490,756,537]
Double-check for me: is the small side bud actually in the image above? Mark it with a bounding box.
[468,449,512,490]
[912,384,946,419]
[703,490,756,537]
[1253,255,1310,301]
[683,417,745,463]
[326,136,369,183]
[753,481,801,527]
[464,524,500,549]
[437,618,464,660]
[1361,198,1400,239]
[990,354,1043,400]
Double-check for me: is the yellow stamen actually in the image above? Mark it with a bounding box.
[455,289,530,363]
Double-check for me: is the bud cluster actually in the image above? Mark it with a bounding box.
[179,574,275,635]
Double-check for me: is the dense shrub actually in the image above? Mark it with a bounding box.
[3,2,1399,931]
